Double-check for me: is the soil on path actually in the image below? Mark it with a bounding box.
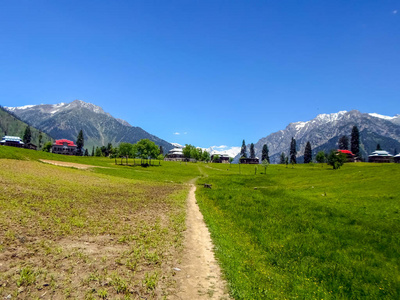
[39,159,108,169]
[172,183,231,300]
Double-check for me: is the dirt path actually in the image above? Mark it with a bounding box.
[172,183,230,300]
[39,159,108,169]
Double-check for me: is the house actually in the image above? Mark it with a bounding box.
[240,157,259,164]
[164,148,185,161]
[0,136,37,150]
[337,149,355,162]
[0,136,25,148]
[211,154,231,163]
[368,150,393,163]
[52,139,77,155]
[394,153,400,163]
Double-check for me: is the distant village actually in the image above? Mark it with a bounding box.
[2,127,400,164]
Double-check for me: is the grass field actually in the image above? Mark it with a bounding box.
[1,146,400,299]
[196,163,400,299]
[0,147,200,299]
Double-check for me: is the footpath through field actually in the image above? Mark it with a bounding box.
[172,181,230,299]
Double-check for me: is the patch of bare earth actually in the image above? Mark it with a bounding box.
[0,159,187,299]
[39,159,108,169]
[171,184,231,300]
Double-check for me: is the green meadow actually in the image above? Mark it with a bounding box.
[1,146,399,299]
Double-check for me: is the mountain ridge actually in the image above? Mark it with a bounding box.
[5,100,173,151]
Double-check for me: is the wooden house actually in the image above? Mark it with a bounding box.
[211,154,231,163]
[52,139,77,155]
[240,157,259,164]
[337,149,355,162]
[164,148,185,161]
[368,150,393,163]
[0,136,25,148]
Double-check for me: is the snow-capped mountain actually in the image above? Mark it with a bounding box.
[5,100,173,150]
[202,145,241,158]
[237,110,400,163]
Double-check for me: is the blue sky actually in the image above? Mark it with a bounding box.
[1,1,399,148]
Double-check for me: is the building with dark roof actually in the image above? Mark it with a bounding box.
[52,139,77,155]
[394,153,400,163]
[368,150,393,163]
[1,136,24,148]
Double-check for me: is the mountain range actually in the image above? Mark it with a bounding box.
[0,106,53,148]
[235,110,400,163]
[5,100,173,151]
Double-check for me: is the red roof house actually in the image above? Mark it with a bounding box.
[337,149,355,162]
[52,139,77,155]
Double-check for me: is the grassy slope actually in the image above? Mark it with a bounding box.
[196,163,400,299]
[0,107,53,148]
[0,147,201,299]
[1,146,400,299]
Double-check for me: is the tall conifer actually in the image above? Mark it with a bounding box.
[304,141,312,163]
[240,140,247,158]
[351,126,360,157]
[250,143,255,159]
[261,144,269,163]
[290,137,297,164]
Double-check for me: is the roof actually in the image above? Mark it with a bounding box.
[395,154,400,158]
[1,136,24,144]
[54,139,77,146]
[369,150,392,157]
[168,148,183,154]
[337,149,354,155]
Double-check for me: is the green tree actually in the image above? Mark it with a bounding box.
[23,126,32,144]
[84,149,89,156]
[183,144,196,161]
[91,146,95,156]
[135,139,160,165]
[261,159,269,174]
[304,141,312,163]
[290,137,297,164]
[280,152,286,164]
[202,150,211,162]
[118,143,133,164]
[229,157,234,165]
[95,146,102,157]
[376,143,382,150]
[42,141,52,152]
[250,143,255,159]
[76,129,84,156]
[159,146,164,156]
[338,135,349,150]
[38,131,43,150]
[327,150,346,169]
[212,154,220,163]
[350,126,360,157]
[261,144,269,163]
[285,156,289,168]
[240,140,247,158]
[316,151,326,164]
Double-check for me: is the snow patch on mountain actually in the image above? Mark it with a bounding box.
[5,104,36,111]
[368,113,397,120]
[171,143,184,148]
[202,145,241,158]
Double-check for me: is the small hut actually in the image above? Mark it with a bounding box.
[52,139,77,155]
[0,136,25,148]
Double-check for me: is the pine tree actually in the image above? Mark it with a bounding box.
[394,148,398,155]
[84,149,89,156]
[290,137,297,164]
[376,143,382,150]
[280,152,286,164]
[91,146,95,156]
[250,143,255,159]
[159,146,164,156]
[38,131,43,149]
[240,140,247,158]
[304,141,312,163]
[261,144,269,162]
[23,126,32,144]
[351,126,360,157]
[338,135,349,150]
[76,129,84,156]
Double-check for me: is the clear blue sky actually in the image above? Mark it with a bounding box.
[1,1,399,148]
